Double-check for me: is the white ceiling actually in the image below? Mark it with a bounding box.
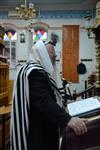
[0,0,98,11]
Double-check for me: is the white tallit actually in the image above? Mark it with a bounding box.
[10,39,63,150]
[29,40,54,77]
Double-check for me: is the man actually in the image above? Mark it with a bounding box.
[10,40,87,150]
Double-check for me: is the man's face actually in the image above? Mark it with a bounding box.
[46,44,56,65]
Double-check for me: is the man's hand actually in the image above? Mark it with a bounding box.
[67,117,88,135]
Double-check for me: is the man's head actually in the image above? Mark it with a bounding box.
[30,40,55,77]
[45,43,56,65]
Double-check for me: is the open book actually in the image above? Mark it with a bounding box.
[67,97,100,117]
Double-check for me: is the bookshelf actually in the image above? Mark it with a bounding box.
[0,62,9,106]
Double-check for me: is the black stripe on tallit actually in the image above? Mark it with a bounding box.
[18,71,25,150]
[18,62,32,149]
[21,64,31,147]
[12,63,30,150]
[41,70,61,93]
[11,61,61,150]
[28,63,60,93]
[15,62,43,149]
[10,66,24,150]
[13,97,19,150]
[26,62,61,95]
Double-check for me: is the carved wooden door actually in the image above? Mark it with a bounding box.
[62,25,79,83]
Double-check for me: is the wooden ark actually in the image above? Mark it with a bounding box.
[0,62,12,148]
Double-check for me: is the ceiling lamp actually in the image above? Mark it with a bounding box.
[16,0,38,20]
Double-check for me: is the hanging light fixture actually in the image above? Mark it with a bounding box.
[16,0,38,20]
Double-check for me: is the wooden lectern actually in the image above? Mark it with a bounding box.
[60,117,100,150]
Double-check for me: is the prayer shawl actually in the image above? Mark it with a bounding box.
[10,61,62,150]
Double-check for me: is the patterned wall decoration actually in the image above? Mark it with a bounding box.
[0,9,96,19]
[40,10,96,19]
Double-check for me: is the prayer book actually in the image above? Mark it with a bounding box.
[67,97,100,117]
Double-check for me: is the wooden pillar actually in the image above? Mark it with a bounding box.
[93,1,100,95]
[95,40,100,95]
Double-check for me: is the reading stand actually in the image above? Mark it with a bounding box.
[61,97,100,150]
[61,117,100,150]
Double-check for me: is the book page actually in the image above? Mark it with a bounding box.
[68,97,100,116]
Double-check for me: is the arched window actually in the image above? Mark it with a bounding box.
[4,29,17,68]
[4,30,17,41]
[29,22,49,43]
[33,29,47,42]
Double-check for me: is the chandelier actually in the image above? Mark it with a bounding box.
[16,0,38,20]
